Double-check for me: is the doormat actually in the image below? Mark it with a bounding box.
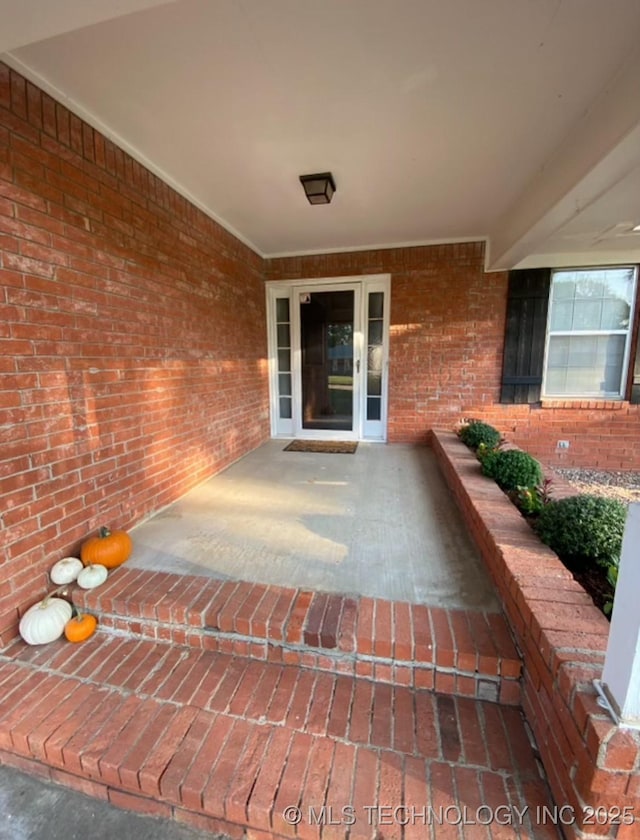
[284,440,358,454]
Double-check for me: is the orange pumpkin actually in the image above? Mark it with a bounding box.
[81,526,132,569]
[64,613,98,643]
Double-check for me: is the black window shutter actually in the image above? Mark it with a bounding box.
[500,269,551,404]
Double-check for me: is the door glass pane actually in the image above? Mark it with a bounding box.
[301,290,354,431]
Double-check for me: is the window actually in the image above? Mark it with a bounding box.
[543,267,637,399]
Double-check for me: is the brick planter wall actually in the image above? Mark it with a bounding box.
[432,430,640,840]
[0,63,269,643]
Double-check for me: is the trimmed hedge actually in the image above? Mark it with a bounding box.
[535,494,627,570]
[481,448,543,492]
[459,421,501,451]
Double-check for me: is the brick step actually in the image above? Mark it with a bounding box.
[0,634,555,840]
[72,568,522,705]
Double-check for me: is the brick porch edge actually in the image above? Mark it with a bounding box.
[72,573,521,706]
[430,430,640,840]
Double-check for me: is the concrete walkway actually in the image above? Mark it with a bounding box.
[0,764,218,840]
[129,442,499,609]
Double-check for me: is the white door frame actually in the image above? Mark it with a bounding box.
[266,274,390,441]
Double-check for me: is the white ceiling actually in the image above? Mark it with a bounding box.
[3,0,640,270]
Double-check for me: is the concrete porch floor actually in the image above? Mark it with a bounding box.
[129,441,499,610]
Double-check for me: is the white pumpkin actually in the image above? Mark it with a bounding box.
[19,597,73,645]
[50,556,83,585]
[76,564,108,590]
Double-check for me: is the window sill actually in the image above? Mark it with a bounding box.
[540,399,628,411]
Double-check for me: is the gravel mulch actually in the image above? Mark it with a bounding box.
[554,468,640,506]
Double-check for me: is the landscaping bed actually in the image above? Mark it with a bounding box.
[457,421,628,618]
[555,468,640,506]
[552,468,640,613]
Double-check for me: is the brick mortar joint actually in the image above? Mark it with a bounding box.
[89,620,518,678]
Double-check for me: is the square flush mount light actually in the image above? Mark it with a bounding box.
[299,172,336,205]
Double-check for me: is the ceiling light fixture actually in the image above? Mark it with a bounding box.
[299,172,336,205]
[633,224,640,232]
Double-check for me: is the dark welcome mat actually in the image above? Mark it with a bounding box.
[284,440,358,454]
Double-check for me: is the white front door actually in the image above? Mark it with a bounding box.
[266,275,390,441]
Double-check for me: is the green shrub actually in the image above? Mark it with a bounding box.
[459,421,501,451]
[477,444,500,473]
[514,478,554,516]
[603,562,618,616]
[482,448,543,491]
[514,485,545,516]
[535,494,627,570]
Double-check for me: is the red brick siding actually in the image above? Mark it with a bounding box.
[0,63,269,641]
[265,250,640,469]
[265,244,507,441]
[468,402,640,472]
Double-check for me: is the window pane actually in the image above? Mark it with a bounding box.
[367,397,381,420]
[368,320,383,346]
[278,373,292,396]
[276,298,290,322]
[277,349,291,372]
[552,275,577,300]
[550,268,633,331]
[546,367,567,394]
[279,396,292,419]
[546,335,625,396]
[277,323,290,348]
[602,298,631,329]
[368,345,383,373]
[550,301,573,331]
[547,336,569,366]
[572,299,602,330]
[368,292,384,319]
[367,372,382,396]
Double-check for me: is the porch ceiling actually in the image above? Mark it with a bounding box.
[2,0,640,270]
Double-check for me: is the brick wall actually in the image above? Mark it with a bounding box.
[0,63,270,642]
[265,244,507,441]
[265,251,640,469]
[469,402,640,472]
